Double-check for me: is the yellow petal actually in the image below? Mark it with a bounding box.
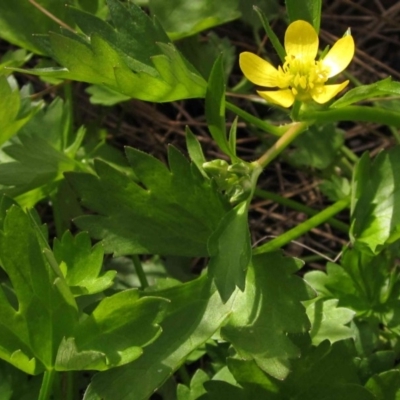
[284,20,318,61]
[239,52,279,87]
[257,89,295,108]
[311,81,349,104]
[322,35,355,77]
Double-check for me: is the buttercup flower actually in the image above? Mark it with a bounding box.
[239,20,355,108]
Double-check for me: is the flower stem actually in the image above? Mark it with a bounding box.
[255,121,311,168]
[253,196,350,255]
[38,370,56,400]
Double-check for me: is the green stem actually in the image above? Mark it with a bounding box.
[253,197,350,255]
[254,189,349,233]
[38,370,56,400]
[63,82,74,149]
[225,101,287,137]
[63,372,74,400]
[255,121,311,168]
[132,255,149,289]
[300,106,400,127]
[340,145,359,163]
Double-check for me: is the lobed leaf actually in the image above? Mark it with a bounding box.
[221,252,313,380]
[0,76,41,147]
[84,275,236,400]
[13,0,207,102]
[350,146,400,253]
[68,146,229,257]
[55,290,168,371]
[305,298,355,345]
[0,203,168,374]
[227,341,374,400]
[53,231,116,296]
[0,205,78,374]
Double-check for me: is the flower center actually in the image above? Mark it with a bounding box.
[276,55,329,100]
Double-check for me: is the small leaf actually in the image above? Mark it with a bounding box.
[305,298,355,345]
[0,76,40,146]
[177,369,209,400]
[205,56,233,158]
[208,201,251,301]
[53,231,116,296]
[185,127,207,175]
[85,85,130,106]
[331,77,400,108]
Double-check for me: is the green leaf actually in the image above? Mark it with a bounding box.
[177,369,209,400]
[304,246,400,335]
[148,0,241,40]
[365,370,400,400]
[208,201,251,301]
[185,127,207,176]
[0,205,78,374]
[287,124,344,170]
[320,174,351,202]
[0,133,82,207]
[0,203,168,374]
[205,56,234,158]
[0,49,31,76]
[83,276,237,400]
[331,77,400,108]
[0,97,89,208]
[177,32,236,80]
[229,341,375,400]
[350,146,400,253]
[68,146,229,257]
[285,0,322,32]
[55,290,168,371]
[14,0,207,102]
[305,298,355,345]
[253,6,285,63]
[53,231,116,296]
[221,252,312,380]
[85,85,130,106]
[0,76,41,147]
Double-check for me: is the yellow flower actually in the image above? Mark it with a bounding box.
[239,20,355,108]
